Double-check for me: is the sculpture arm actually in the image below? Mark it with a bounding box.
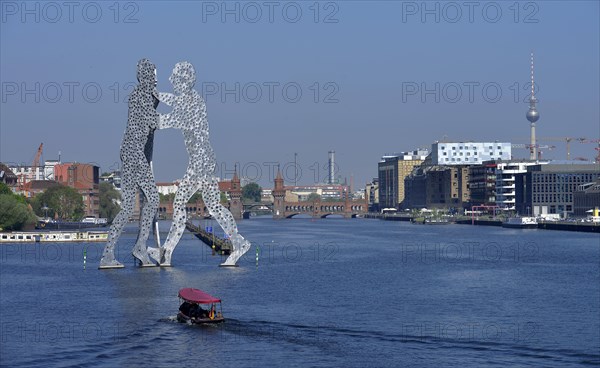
[158,112,177,130]
[157,92,176,106]
[156,92,179,129]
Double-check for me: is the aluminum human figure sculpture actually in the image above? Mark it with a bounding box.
[99,59,160,269]
[147,61,251,266]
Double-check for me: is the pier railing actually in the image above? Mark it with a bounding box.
[184,222,232,254]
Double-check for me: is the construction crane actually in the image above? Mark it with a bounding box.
[534,137,588,160]
[18,143,44,194]
[32,143,43,180]
[578,139,600,162]
[511,143,555,160]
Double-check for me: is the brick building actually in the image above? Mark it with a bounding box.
[54,163,100,217]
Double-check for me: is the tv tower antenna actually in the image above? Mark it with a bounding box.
[526,52,540,161]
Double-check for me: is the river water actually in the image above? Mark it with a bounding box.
[1,217,599,367]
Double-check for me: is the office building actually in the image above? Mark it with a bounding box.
[516,163,599,217]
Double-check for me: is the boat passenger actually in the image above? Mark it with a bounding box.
[209,305,215,319]
[179,301,194,316]
[191,304,208,319]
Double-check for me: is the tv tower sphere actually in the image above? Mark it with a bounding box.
[526,104,540,123]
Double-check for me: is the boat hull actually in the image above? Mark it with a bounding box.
[0,231,108,243]
[502,223,538,229]
[177,312,224,325]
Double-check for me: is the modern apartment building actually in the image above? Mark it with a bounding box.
[468,162,497,206]
[495,161,546,211]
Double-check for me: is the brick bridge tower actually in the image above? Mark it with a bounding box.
[229,169,242,220]
[273,168,285,219]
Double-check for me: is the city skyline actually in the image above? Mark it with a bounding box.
[1,1,599,187]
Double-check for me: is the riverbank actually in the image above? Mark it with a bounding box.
[365,213,600,233]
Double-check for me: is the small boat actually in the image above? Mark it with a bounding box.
[177,288,225,325]
[423,218,450,225]
[0,230,108,243]
[502,216,538,229]
[36,217,108,230]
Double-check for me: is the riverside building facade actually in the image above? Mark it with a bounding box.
[378,149,429,209]
[516,163,600,217]
[495,161,547,211]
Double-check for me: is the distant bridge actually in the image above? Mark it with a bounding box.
[243,200,367,219]
[277,200,367,219]
[242,202,273,219]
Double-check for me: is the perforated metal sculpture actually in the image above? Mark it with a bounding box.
[99,59,160,269]
[147,61,251,266]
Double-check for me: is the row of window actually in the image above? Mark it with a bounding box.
[533,184,588,193]
[541,205,572,214]
[533,173,597,183]
[441,145,503,151]
[443,151,504,157]
[444,157,484,162]
[533,194,573,203]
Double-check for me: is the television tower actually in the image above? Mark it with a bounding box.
[526,52,540,160]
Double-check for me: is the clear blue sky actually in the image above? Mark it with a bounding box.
[1,1,599,188]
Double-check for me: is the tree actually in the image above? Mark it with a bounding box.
[242,183,262,202]
[0,183,37,231]
[159,192,176,203]
[99,182,121,222]
[0,183,12,196]
[33,184,84,220]
[189,192,203,203]
[307,193,321,202]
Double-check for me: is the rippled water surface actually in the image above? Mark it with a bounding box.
[1,218,599,367]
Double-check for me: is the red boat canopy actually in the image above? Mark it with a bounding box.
[178,288,221,304]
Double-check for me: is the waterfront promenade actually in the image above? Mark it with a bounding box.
[364,213,600,233]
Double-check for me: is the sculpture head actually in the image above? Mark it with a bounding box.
[136,58,157,88]
[170,61,196,94]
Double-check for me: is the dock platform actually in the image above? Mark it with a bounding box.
[185,222,232,255]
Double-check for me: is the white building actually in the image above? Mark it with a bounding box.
[10,165,45,186]
[431,142,511,165]
[156,182,179,196]
[495,161,547,210]
[44,160,60,180]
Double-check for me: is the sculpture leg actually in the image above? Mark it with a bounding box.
[202,177,251,266]
[99,177,136,269]
[132,178,159,266]
[159,177,200,266]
